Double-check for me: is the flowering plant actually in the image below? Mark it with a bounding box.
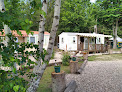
[54,60,60,67]
[71,56,76,61]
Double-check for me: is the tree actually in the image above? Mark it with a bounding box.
[96,0,122,49]
[58,0,95,34]
[27,0,61,91]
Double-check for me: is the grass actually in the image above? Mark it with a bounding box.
[37,60,83,92]
[88,54,122,61]
[112,49,121,51]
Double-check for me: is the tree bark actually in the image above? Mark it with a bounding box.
[113,19,118,49]
[77,60,88,74]
[64,80,77,92]
[70,60,78,74]
[0,0,5,12]
[113,21,117,49]
[27,0,61,92]
[51,71,66,92]
[38,0,47,54]
[45,0,61,61]
[33,0,48,73]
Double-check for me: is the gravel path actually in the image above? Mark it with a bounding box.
[66,60,122,92]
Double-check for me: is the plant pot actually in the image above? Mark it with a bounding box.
[54,66,61,73]
[72,58,76,61]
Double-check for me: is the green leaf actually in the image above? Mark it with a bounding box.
[25,19,29,23]
[13,85,19,92]
[12,68,16,73]
[10,56,15,62]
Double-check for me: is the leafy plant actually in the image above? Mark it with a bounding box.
[0,33,47,91]
[51,50,55,59]
[61,52,71,66]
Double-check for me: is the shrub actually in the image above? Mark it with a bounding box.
[51,50,55,59]
[61,52,71,66]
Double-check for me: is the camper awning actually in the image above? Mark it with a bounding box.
[109,36,122,42]
[67,33,112,38]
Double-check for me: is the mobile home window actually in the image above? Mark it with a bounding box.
[73,37,75,43]
[99,38,100,42]
[30,37,35,43]
[62,38,64,43]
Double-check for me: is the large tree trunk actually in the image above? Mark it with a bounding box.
[33,0,48,73]
[27,0,61,92]
[45,0,61,61]
[113,19,118,49]
[0,0,5,12]
[38,0,47,53]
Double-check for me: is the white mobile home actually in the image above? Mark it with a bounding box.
[59,32,112,53]
[0,30,50,49]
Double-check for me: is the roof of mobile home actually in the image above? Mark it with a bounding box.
[0,30,50,37]
[59,32,112,38]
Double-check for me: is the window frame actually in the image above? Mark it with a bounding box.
[30,36,36,44]
[73,37,75,43]
[62,38,64,43]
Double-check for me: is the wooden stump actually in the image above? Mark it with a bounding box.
[83,54,88,60]
[70,60,78,74]
[77,60,88,74]
[64,80,77,92]
[51,71,66,92]
[108,49,113,54]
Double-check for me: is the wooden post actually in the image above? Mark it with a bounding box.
[108,45,113,54]
[101,44,103,53]
[77,35,79,51]
[70,60,78,74]
[120,48,122,53]
[51,71,66,92]
[88,37,89,54]
[83,53,88,60]
[95,44,97,53]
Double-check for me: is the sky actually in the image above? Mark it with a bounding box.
[90,0,96,3]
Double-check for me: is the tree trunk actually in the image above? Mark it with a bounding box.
[33,0,48,73]
[64,80,77,92]
[38,0,47,54]
[0,0,5,12]
[113,19,118,49]
[45,0,61,61]
[113,21,117,49]
[27,0,61,92]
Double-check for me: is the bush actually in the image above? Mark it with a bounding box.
[51,50,55,59]
[61,52,71,66]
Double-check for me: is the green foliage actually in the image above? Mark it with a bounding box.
[0,33,47,91]
[58,0,95,33]
[51,50,55,59]
[61,52,71,66]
